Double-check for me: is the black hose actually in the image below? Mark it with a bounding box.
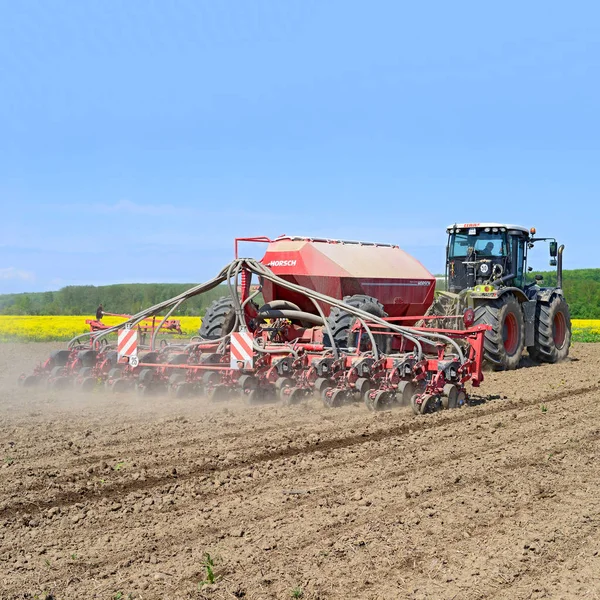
[258,300,302,313]
[69,256,467,365]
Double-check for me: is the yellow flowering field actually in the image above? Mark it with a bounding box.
[0,315,202,342]
[0,315,598,343]
[572,319,600,342]
[572,319,600,332]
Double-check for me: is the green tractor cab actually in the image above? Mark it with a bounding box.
[438,223,571,370]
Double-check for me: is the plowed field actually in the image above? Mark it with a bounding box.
[1,343,600,600]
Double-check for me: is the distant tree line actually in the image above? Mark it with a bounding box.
[529,269,600,319]
[0,284,230,317]
[0,269,599,318]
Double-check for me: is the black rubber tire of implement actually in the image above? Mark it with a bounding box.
[473,293,524,371]
[527,295,571,363]
[324,294,387,350]
[198,296,236,340]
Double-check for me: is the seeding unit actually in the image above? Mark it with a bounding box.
[20,237,490,414]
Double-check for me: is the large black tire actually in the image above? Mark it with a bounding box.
[199,296,236,340]
[473,294,525,371]
[527,295,571,363]
[324,294,387,350]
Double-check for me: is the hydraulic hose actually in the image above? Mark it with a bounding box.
[68,257,467,364]
[258,300,302,313]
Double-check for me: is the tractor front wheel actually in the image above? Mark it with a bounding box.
[474,294,525,371]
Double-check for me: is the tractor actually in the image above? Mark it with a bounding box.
[437,223,571,370]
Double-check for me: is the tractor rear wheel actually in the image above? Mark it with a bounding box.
[528,296,571,363]
[473,294,525,371]
[324,294,387,350]
[199,296,236,340]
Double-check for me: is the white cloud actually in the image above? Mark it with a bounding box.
[0,267,35,281]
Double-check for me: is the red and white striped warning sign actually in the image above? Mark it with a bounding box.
[118,326,138,364]
[230,331,254,370]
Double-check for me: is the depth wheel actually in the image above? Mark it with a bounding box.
[138,368,155,385]
[441,384,459,409]
[51,377,71,390]
[111,378,133,394]
[22,375,40,388]
[369,390,394,412]
[202,371,221,386]
[168,374,187,397]
[276,377,293,402]
[313,377,333,395]
[355,377,371,397]
[410,393,421,415]
[322,388,347,408]
[283,387,305,406]
[330,388,348,407]
[79,376,97,392]
[246,388,258,405]
[246,388,262,406]
[174,382,191,398]
[396,381,415,407]
[207,385,229,402]
[419,393,436,414]
[246,386,277,405]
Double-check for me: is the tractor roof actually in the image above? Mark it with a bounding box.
[446,223,530,234]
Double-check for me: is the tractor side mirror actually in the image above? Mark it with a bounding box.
[527,266,533,272]
[549,241,558,257]
[550,258,557,267]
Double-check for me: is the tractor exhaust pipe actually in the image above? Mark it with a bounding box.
[557,244,565,289]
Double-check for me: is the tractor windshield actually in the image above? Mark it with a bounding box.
[449,231,507,258]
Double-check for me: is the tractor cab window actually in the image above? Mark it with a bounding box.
[507,233,526,287]
[449,231,507,258]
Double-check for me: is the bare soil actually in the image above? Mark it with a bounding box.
[1,342,600,600]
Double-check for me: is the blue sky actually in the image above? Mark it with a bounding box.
[1,1,598,293]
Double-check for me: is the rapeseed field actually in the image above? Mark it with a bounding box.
[571,319,600,342]
[0,315,201,342]
[0,315,598,342]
